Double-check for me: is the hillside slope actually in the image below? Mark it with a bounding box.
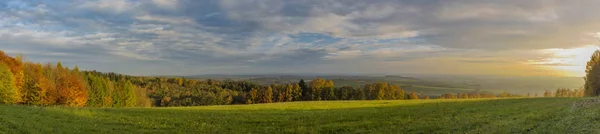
[0,98,597,133]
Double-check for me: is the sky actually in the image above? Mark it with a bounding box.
[1,0,599,77]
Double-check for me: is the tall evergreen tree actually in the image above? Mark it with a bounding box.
[299,79,308,100]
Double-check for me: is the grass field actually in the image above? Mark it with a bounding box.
[1,98,599,133]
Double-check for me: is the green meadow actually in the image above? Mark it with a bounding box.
[1,98,599,133]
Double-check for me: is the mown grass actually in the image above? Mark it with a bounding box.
[0,98,596,133]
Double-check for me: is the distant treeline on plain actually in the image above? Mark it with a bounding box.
[0,51,585,107]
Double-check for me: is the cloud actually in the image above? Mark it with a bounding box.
[152,0,178,10]
[217,0,600,49]
[79,0,137,14]
[0,0,599,76]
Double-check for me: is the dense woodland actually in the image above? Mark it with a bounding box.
[0,51,586,107]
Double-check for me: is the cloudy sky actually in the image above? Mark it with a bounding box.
[1,0,599,76]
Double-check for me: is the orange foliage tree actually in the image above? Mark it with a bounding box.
[55,63,88,107]
[22,62,51,105]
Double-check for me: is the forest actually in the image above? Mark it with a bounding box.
[0,51,586,107]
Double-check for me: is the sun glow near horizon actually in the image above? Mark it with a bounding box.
[532,45,599,77]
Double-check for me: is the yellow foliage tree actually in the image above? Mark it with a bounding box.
[0,64,18,104]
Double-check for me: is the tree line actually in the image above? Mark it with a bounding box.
[542,88,584,97]
[0,51,145,107]
[0,50,583,107]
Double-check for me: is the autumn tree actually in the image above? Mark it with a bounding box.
[585,50,600,96]
[375,83,385,100]
[0,64,18,104]
[55,62,68,104]
[66,66,88,106]
[393,85,405,100]
[440,93,457,99]
[53,63,88,107]
[22,62,50,105]
[458,93,469,99]
[408,92,419,100]
[0,51,24,103]
[134,86,151,107]
[292,83,302,101]
[277,89,285,102]
[285,84,294,102]
[216,90,233,105]
[309,79,323,100]
[271,84,285,102]
[260,86,273,103]
[309,78,334,100]
[555,89,565,97]
[498,91,509,98]
[543,90,553,97]
[363,83,404,100]
[42,63,58,105]
[283,83,302,102]
[384,83,396,99]
[248,88,258,104]
[177,77,184,86]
